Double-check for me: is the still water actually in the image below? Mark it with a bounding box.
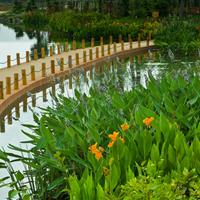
[0,24,38,68]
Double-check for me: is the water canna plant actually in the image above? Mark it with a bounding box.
[0,62,200,199]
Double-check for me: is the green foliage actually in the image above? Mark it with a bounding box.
[120,166,200,200]
[1,62,200,199]
[23,10,160,41]
[155,16,200,55]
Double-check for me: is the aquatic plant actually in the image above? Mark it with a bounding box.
[0,61,200,199]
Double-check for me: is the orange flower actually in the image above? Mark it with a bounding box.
[89,143,97,154]
[95,150,103,161]
[108,131,119,142]
[108,141,115,148]
[121,123,129,131]
[143,117,154,127]
[119,136,125,143]
[89,143,103,161]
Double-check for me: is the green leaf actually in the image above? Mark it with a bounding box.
[96,184,104,200]
[15,171,24,181]
[8,189,18,199]
[168,145,176,167]
[68,176,81,200]
[160,113,170,134]
[47,177,65,191]
[151,144,160,163]
[108,164,120,191]
[163,94,174,113]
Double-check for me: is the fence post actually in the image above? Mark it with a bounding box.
[83,51,87,63]
[68,55,72,68]
[114,43,117,53]
[109,35,113,44]
[96,47,99,59]
[26,51,30,63]
[128,34,131,43]
[15,103,20,119]
[42,63,46,77]
[119,34,122,43]
[100,36,103,45]
[90,66,93,80]
[121,40,124,51]
[43,89,47,102]
[69,76,72,89]
[95,64,99,73]
[50,46,53,56]
[72,40,76,50]
[57,44,61,54]
[82,39,85,49]
[76,53,79,65]
[0,116,5,133]
[22,69,27,85]
[41,47,45,58]
[149,32,152,41]
[60,77,64,93]
[0,81,3,99]
[51,60,55,74]
[31,65,35,81]
[6,77,11,95]
[138,34,141,48]
[100,63,104,73]
[147,35,150,47]
[7,111,12,125]
[34,49,38,60]
[89,49,93,61]
[16,53,20,65]
[32,94,36,107]
[60,58,64,71]
[130,38,133,49]
[101,45,104,57]
[91,37,94,47]
[7,55,11,68]
[64,42,68,52]
[23,97,27,112]
[14,73,19,90]
[108,44,110,55]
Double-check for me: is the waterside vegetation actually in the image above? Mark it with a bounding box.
[0,63,200,199]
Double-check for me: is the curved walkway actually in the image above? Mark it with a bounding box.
[0,40,154,115]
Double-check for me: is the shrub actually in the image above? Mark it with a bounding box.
[154,16,200,55]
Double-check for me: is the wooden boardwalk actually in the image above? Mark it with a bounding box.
[0,40,154,115]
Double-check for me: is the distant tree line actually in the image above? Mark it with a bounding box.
[13,0,200,17]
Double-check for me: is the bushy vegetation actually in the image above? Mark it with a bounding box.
[155,16,200,55]
[0,61,200,199]
[23,10,160,41]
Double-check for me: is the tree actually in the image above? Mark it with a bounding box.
[13,0,25,12]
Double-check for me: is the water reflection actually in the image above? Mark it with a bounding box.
[0,24,49,67]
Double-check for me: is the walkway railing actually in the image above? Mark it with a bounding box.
[0,34,153,115]
[0,34,151,69]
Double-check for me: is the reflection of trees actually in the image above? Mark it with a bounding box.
[14,26,24,38]
[27,30,49,59]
